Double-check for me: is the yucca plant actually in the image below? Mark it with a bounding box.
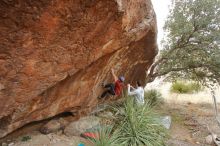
[87,126,117,146]
[112,97,168,146]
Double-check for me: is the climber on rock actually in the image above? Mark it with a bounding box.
[127,81,145,105]
[98,69,125,99]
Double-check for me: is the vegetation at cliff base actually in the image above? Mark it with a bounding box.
[90,97,168,146]
[144,89,163,107]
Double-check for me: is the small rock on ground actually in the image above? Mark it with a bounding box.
[205,135,213,144]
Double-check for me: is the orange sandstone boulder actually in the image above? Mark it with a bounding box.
[0,0,157,137]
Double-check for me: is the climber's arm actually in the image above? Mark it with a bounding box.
[127,84,138,96]
[111,69,118,82]
[130,85,135,90]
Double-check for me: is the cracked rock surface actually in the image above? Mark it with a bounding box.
[0,0,157,137]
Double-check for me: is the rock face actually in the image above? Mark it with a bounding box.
[0,0,157,137]
[64,116,100,136]
[39,118,68,134]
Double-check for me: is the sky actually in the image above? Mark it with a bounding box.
[151,0,172,48]
[144,0,172,88]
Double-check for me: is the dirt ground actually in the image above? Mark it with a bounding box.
[1,91,220,146]
[145,81,220,145]
[0,117,92,146]
[157,102,220,146]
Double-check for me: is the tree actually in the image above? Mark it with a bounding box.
[146,0,220,86]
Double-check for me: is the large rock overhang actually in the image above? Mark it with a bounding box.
[0,0,158,137]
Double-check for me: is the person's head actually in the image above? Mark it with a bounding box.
[136,81,142,87]
[118,76,125,83]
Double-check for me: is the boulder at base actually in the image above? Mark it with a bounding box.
[40,118,68,134]
[64,116,100,136]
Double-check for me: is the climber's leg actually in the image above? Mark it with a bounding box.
[99,83,115,99]
[103,83,114,89]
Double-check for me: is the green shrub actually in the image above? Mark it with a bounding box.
[112,97,168,146]
[190,82,202,92]
[21,135,31,142]
[171,81,202,93]
[171,82,190,93]
[144,89,163,107]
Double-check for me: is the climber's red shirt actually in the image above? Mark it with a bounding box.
[114,80,123,96]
